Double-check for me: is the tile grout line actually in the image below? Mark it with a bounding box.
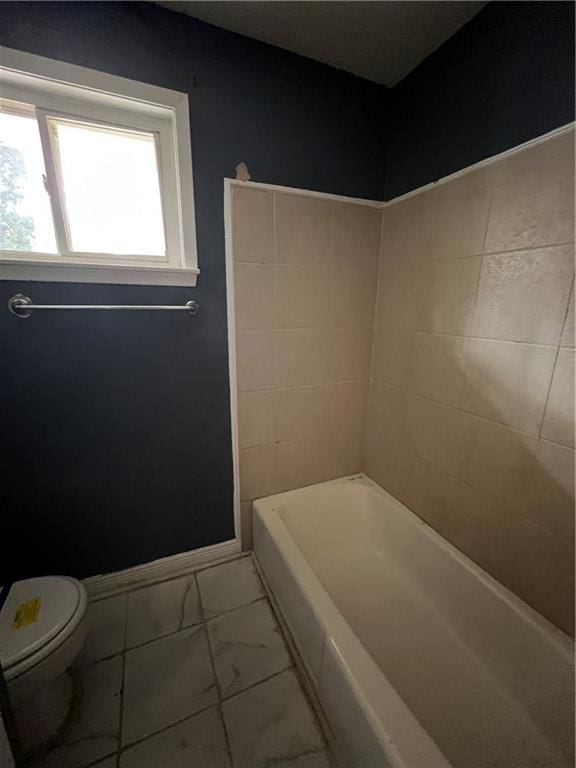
[235,238,575,270]
[115,591,129,767]
[114,665,303,763]
[537,283,574,439]
[461,195,493,408]
[194,570,236,768]
[239,378,368,394]
[369,376,574,447]
[75,556,335,768]
[371,325,564,347]
[93,560,262,658]
[218,663,295,705]
[117,702,222,756]
[117,563,253,763]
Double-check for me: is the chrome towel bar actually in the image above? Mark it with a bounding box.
[8,294,199,318]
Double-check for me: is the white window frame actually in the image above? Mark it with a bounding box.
[0,46,199,286]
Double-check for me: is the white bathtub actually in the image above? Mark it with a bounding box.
[253,475,574,768]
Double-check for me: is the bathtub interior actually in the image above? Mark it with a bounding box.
[256,476,574,768]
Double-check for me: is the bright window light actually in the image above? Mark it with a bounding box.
[0,47,198,286]
[49,118,166,257]
[0,106,57,253]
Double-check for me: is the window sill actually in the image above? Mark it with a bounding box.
[0,258,199,287]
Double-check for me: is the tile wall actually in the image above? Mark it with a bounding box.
[232,187,381,545]
[232,130,575,634]
[365,131,575,634]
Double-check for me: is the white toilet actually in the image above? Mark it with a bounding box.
[0,576,88,754]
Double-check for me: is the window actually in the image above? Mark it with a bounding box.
[0,46,198,286]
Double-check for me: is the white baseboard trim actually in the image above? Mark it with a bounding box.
[83,539,242,601]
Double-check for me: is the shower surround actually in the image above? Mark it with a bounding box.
[230,127,575,636]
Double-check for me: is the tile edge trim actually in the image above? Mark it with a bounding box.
[226,121,575,209]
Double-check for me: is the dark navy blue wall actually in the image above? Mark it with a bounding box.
[0,1,387,581]
[385,1,575,198]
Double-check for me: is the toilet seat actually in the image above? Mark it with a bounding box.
[0,576,87,680]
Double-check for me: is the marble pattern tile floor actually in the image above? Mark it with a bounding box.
[31,555,335,768]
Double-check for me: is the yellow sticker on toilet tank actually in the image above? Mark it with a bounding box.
[12,597,41,630]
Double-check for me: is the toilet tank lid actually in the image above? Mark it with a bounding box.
[0,576,84,670]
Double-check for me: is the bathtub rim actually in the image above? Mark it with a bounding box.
[253,473,574,768]
[254,474,453,768]
[257,473,573,655]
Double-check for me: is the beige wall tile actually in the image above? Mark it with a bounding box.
[440,477,497,567]
[461,339,557,433]
[381,193,428,263]
[274,328,371,388]
[273,385,334,443]
[276,429,363,494]
[241,431,362,502]
[484,132,575,253]
[326,328,373,382]
[274,329,329,388]
[541,347,575,447]
[495,515,574,637]
[471,245,574,344]
[238,390,276,449]
[234,264,276,330]
[256,382,368,446]
[393,437,450,528]
[363,134,575,634]
[443,479,574,635]
[333,202,381,270]
[240,501,253,551]
[275,193,333,265]
[236,330,277,391]
[324,380,369,435]
[273,265,332,329]
[239,443,281,500]
[524,439,575,546]
[232,186,274,263]
[375,260,423,330]
[418,256,481,335]
[424,168,492,261]
[451,412,538,512]
[403,394,461,474]
[363,381,405,492]
[560,284,574,348]
[329,268,378,328]
[408,332,468,407]
[371,328,411,386]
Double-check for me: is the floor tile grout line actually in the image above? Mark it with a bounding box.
[220,662,295,704]
[114,652,298,760]
[84,557,262,662]
[195,570,236,768]
[115,567,265,656]
[115,591,129,767]
[122,617,205,653]
[37,554,263,768]
[118,701,223,755]
[216,702,236,768]
[204,594,269,624]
